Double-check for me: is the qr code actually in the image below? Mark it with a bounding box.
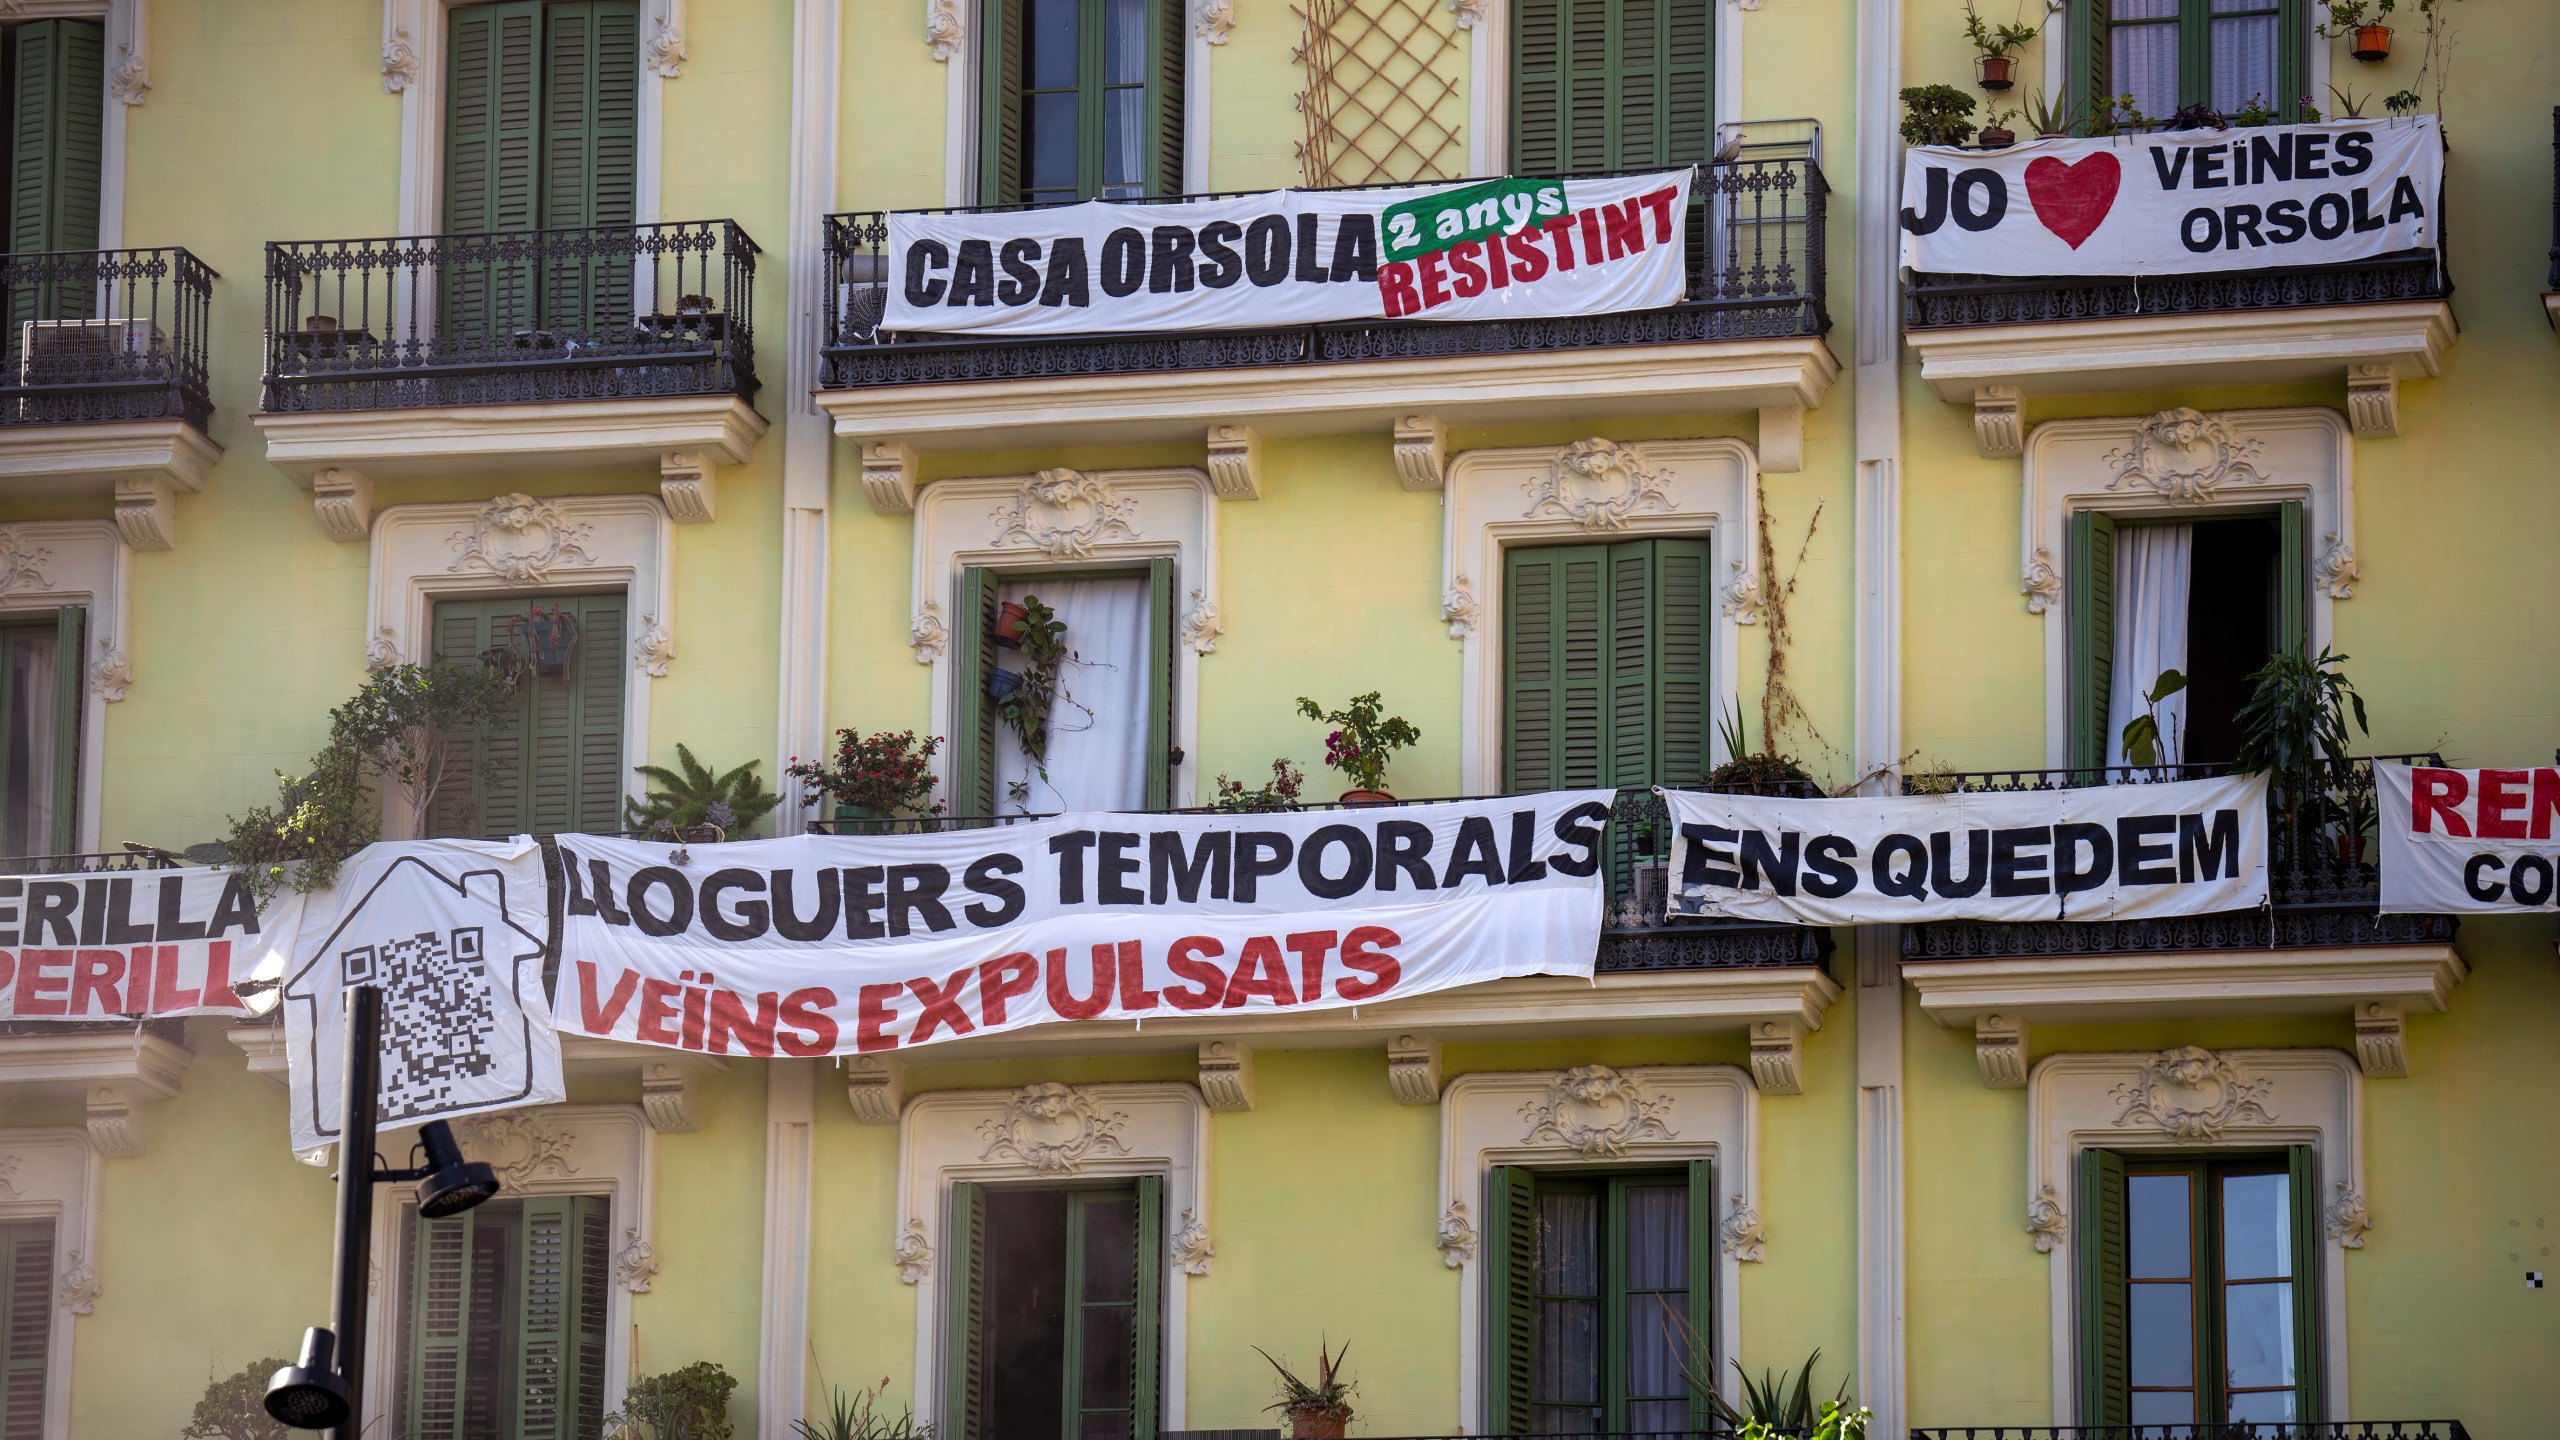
[342,928,501,1112]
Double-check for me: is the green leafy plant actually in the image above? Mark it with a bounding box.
[2086,91,2155,134]
[2021,86,2083,136]
[1709,705,1817,793]
[2119,668,2188,769]
[1664,1305,1854,1432]
[2235,646,2370,868]
[1208,758,1307,813]
[1899,84,1979,147]
[1738,1401,1874,1440]
[223,661,522,900]
[625,744,784,839]
[2232,93,2278,126]
[1296,693,1421,794]
[994,595,1093,785]
[2384,86,2424,115]
[791,1379,933,1440]
[1981,106,2022,134]
[787,729,947,816]
[1961,1,2038,57]
[180,1357,294,1440]
[1257,1338,1354,1428]
[2328,81,2372,117]
[606,1361,739,1440]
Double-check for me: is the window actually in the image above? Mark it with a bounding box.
[5,17,105,336]
[1483,1164,1713,1434]
[943,1179,1165,1440]
[948,563,1176,816]
[2068,505,2301,770]
[0,609,82,858]
[2076,1148,2320,1424]
[978,0,1183,206]
[1504,538,1711,793]
[2075,0,2306,125]
[429,594,628,838]
[1510,0,1712,176]
[0,1219,51,1440]
[398,1196,613,1440]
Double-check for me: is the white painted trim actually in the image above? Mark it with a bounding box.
[759,1060,816,1440]
[911,468,1217,810]
[2024,407,2352,768]
[938,0,1213,205]
[1442,438,1758,797]
[358,1105,658,1440]
[776,0,842,818]
[1906,943,2467,1029]
[1460,0,1745,178]
[0,1128,97,1440]
[2029,1049,2360,1423]
[900,1083,1209,1432]
[1441,1066,1755,1433]
[365,495,672,816]
[1906,302,2456,405]
[0,521,129,853]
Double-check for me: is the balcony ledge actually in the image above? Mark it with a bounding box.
[252,394,767,540]
[1906,940,2466,1085]
[1907,299,2454,454]
[0,419,221,551]
[0,1023,193,1158]
[818,336,1839,511]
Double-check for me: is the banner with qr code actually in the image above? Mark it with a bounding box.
[278,840,563,1155]
[0,865,303,1019]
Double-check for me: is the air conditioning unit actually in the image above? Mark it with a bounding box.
[19,317,165,386]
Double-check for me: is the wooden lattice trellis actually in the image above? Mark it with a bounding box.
[1293,0,1467,186]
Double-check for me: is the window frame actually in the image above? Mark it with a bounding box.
[974,0,1181,206]
[1516,1166,1703,1435]
[426,589,632,840]
[2074,0,2308,126]
[949,560,1177,817]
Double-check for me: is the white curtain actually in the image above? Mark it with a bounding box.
[994,576,1152,814]
[7,633,56,857]
[2107,523,2192,769]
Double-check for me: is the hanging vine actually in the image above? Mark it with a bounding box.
[1751,479,1836,771]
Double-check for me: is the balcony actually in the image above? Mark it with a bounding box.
[1911,1425,2469,1440]
[0,247,221,551]
[816,160,1836,510]
[1898,758,2463,1085]
[252,220,767,540]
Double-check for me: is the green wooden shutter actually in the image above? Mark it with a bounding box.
[539,2,639,334]
[1683,1160,1716,1432]
[1651,539,1712,786]
[1662,0,1712,165]
[407,1209,480,1440]
[942,1182,988,1440]
[46,606,79,856]
[977,0,1024,205]
[2075,1148,2129,1425]
[0,1221,52,1440]
[430,595,625,839]
[1504,545,1608,793]
[2287,1145,2322,1423]
[517,1196,609,1440]
[2072,0,2106,129]
[1510,0,1562,173]
[952,569,999,816]
[1144,557,1175,809]
[1511,0,1708,173]
[2275,499,2306,659]
[2068,510,2117,774]
[445,1,544,337]
[9,19,104,258]
[1148,0,1184,194]
[1483,1166,1537,1433]
[1131,1175,1165,1440]
[1607,543,1656,790]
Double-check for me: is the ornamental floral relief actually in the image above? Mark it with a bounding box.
[1170,1209,1215,1275]
[1720,1199,1766,1262]
[925,0,965,59]
[2025,1184,2067,1253]
[2315,533,2361,600]
[2108,1047,2276,1142]
[2100,408,2269,505]
[56,1253,97,1315]
[894,1218,935,1284]
[0,1155,20,1199]
[460,1112,581,1188]
[2021,546,2062,615]
[909,602,949,665]
[990,470,1141,561]
[1720,561,1763,625]
[1181,590,1223,655]
[1439,576,1478,640]
[1518,1065,1676,1158]
[1524,440,1674,533]
[0,529,54,597]
[1436,1200,1477,1267]
[449,494,599,584]
[632,616,675,677]
[364,626,402,672]
[89,643,131,703]
[380,28,420,92]
[616,1229,659,1292]
[978,1083,1131,1175]
[2327,1181,2372,1249]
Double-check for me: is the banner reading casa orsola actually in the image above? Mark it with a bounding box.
[1899,117,2439,277]
[551,794,1614,1058]
[2377,761,2560,913]
[1661,774,2269,925]
[0,865,298,1020]
[883,171,1694,336]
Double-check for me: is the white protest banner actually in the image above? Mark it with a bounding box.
[884,171,1693,336]
[552,793,1614,1058]
[1899,118,2439,277]
[278,840,563,1154]
[0,866,299,1019]
[2377,761,2560,913]
[1661,774,2268,925]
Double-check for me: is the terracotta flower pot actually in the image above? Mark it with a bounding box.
[1338,788,1396,807]
[1976,54,2015,90]
[2350,23,2391,60]
[1979,127,2017,149]
[2335,832,2369,865]
[993,601,1031,648]
[1285,1408,1351,1440]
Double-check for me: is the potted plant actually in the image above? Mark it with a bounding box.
[1258,1339,1354,1440]
[2118,669,2187,770]
[2021,87,2081,138]
[1208,759,1307,813]
[1709,708,1816,794]
[992,599,1032,648]
[625,744,785,843]
[1979,109,2020,147]
[1899,84,1980,148]
[792,1379,930,1440]
[2234,646,2370,872]
[1962,1,2038,91]
[182,1355,296,1439]
[1297,692,1421,804]
[995,594,1093,795]
[2232,93,2279,127]
[786,728,947,831]
[2319,0,2394,60]
[606,1361,738,1440]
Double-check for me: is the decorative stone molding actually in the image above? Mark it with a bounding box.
[55,1252,97,1315]
[1756,402,1802,473]
[2315,533,2361,600]
[112,475,175,551]
[924,0,964,59]
[365,627,401,670]
[2107,1047,2275,1141]
[0,529,51,596]
[1746,1020,1803,1095]
[863,441,920,515]
[977,1083,1131,1175]
[616,1229,659,1291]
[1394,414,1448,491]
[639,1062,698,1133]
[1196,1041,1253,1111]
[1524,439,1674,532]
[2326,1180,2371,1249]
[1441,1067,1757,1431]
[380,25,420,91]
[894,1218,934,1284]
[2024,1184,2066,1253]
[1975,1013,2029,1089]
[2020,546,2061,615]
[843,1055,905,1125]
[632,615,675,678]
[645,14,688,76]
[448,493,598,583]
[0,522,127,850]
[0,1129,92,1431]
[1387,1033,1442,1105]
[1448,0,1487,28]
[1973,383,2025,458]
[2100,408,2269,504]
[658,451,719,523]
[84,1089,143,1160]
[1181,589,1222,655]
[2345,363,2399,437]
[462,1112,582,1187]
[2352,1000,2406,1078]
[1193,0,1234,42]
[993,469,1142,560]
[1170,1209,1215,1275]
[108,42,145,103]
[87,644,130,705]
[313,468,375,542]
[1720,560,1764,626]
[1438,576,1477,640]
[1203,425,1261,499]
[1719,1198,1766,1262]
[907,603,948,665]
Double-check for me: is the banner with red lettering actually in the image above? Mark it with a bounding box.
[2378,761,2560,912]
[881,171,1693,336]
[0,866,297,1019]
[550,793,1613,1059]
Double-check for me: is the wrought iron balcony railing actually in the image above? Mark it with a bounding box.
[797,785,1835,975]
[1910,1423,2469,1440]
[0,247,215,431]
[2547,105,2559,291]
[820,160,1829,390]
[1905,250,2448,329]
[1898,755,2454,962]
[0,846,182,877]
[261,220,760,413]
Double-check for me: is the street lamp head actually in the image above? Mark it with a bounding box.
[264,1327,351,1431]
[413,1120,500,1219]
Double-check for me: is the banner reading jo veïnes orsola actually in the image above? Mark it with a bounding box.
[552,794,1614,1058]
[1662,775,2268,925]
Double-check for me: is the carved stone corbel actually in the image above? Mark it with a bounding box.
[1973,384,2024,458]
[1975,1012,2029,1088]
[114,476,177,551]
[313,468,374,542]
[1756,403,1803,473]
[1198,1040,1254,1111]
[1205,425,1261,500]
[660,451,717,523]
[1747,1020,1803,1095]
[639,1062,698,1132]
[1386,1033,1441,1104]
[2345,364,2399,438]
[2353,1000,2407,1078]
[1393,415,1447,491]
[862,441,919,515]
[87,1087,144,1159]
[844,1054,905,1124]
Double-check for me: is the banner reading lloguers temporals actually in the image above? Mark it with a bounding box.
[551,793,1614,1059]
[883,171,1693,337]
[1899,118,2440,277]
[2377,761,2560,913]
[1661,774,2269,925]
[0,865,299,1020]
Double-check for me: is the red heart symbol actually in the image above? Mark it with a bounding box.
[2025,151,2122,250]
